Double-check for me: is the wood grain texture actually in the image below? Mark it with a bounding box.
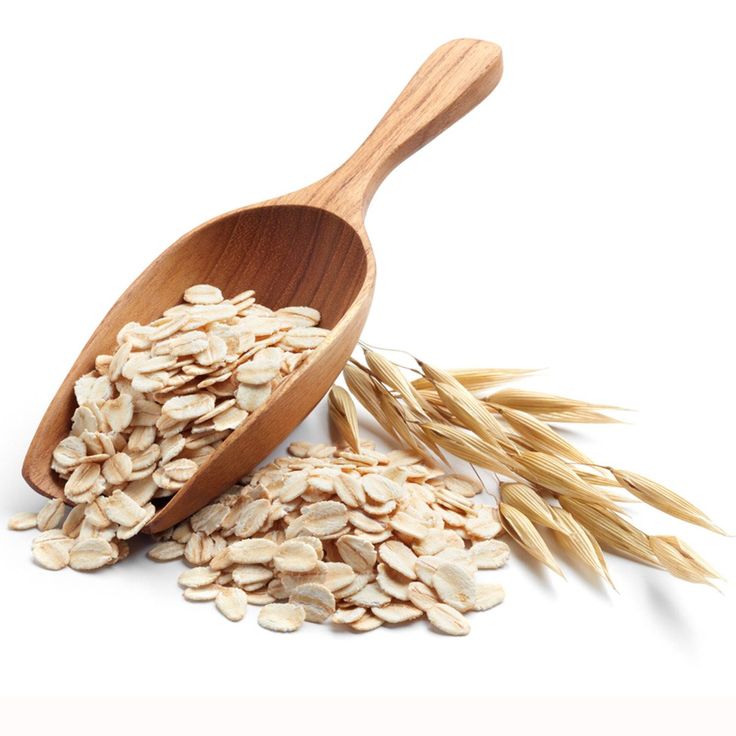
[279,39,504,228]
[21,39,503,533]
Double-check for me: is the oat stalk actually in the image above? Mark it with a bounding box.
[338,349,726,588]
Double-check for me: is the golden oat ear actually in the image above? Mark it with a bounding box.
[342,349,722,588]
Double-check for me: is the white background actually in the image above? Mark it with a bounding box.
[1,0,734,717]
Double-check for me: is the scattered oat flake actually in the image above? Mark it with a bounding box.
[474,582,505,611]
[427,604,471,636]
[36,499,65,531]
[362,474,398,503]
[472,540,510,569]
[301,501,348,537]
[323,562,357,592]
[336,534,376,573]
[65,463,101,498]
[215,587,247,621]
[331,607,366,624]
[333,571,372,600]
[376,563,411,601]
[233,499,270,538]
[415,556,441,587]
[69,538,114,571]
[371,602,423,624]
[350,613,384,632]
[407,581,439,612]
[274,540,318,573]
[147,541,185,561]
[184,585,220,602]
[289,583,335,623]
[8,511,38,531]
[258,603,306,632]
[247,591,276,606]
[378,540,418,580]
[62,504,86,537]
[413,528,464,556]
[388,511,428,540]
[224,538,278,565]
[433,562,476,612]
[466,516,502,540]
[345,581,391,608]
[32,536,72,570]
[178,566,219,588]
[103,491,146,527]
[190,503,229,536]
[231,564,273,586]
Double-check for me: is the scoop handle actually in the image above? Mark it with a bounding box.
[300,39,503,226]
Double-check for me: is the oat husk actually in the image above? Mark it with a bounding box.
[328,386,361,452]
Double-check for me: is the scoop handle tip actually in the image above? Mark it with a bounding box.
[307,38,503,224]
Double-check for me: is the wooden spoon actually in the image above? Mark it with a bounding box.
[22,38,503,533]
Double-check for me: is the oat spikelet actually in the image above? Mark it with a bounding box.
[343,364,386,427]
[411,423,451,465]
[498,502,563,576]
[610,469,725,534]
[423,422,521,477]
[649,536,718,586]
[577,468,623,488]
[363,349,428,417]
[550,507,615,587]
[558,497,658,565]
[412,388,456,424]
[372,383,445,462]
[412,368,537,393]
[343,366,443,462]
[516,451,619,510]
[485,389,621,424]
[498,407,593,464]
[377,390,422,452]
[419,361,509,446]
[654,536,721,581]
[499,482,565,532]
[328,386,361,452]
[526,409,621,424]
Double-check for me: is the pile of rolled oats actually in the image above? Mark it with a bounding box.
[23,285,328,571]
[9,283,509,635]
[148,440,508,635]
[11,439,508,635]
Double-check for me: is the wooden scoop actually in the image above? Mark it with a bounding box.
[22,38,503,533]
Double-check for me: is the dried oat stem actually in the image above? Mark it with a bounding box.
[338,349,725,588]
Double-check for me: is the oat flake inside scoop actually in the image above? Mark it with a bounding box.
[24,285,330,572]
